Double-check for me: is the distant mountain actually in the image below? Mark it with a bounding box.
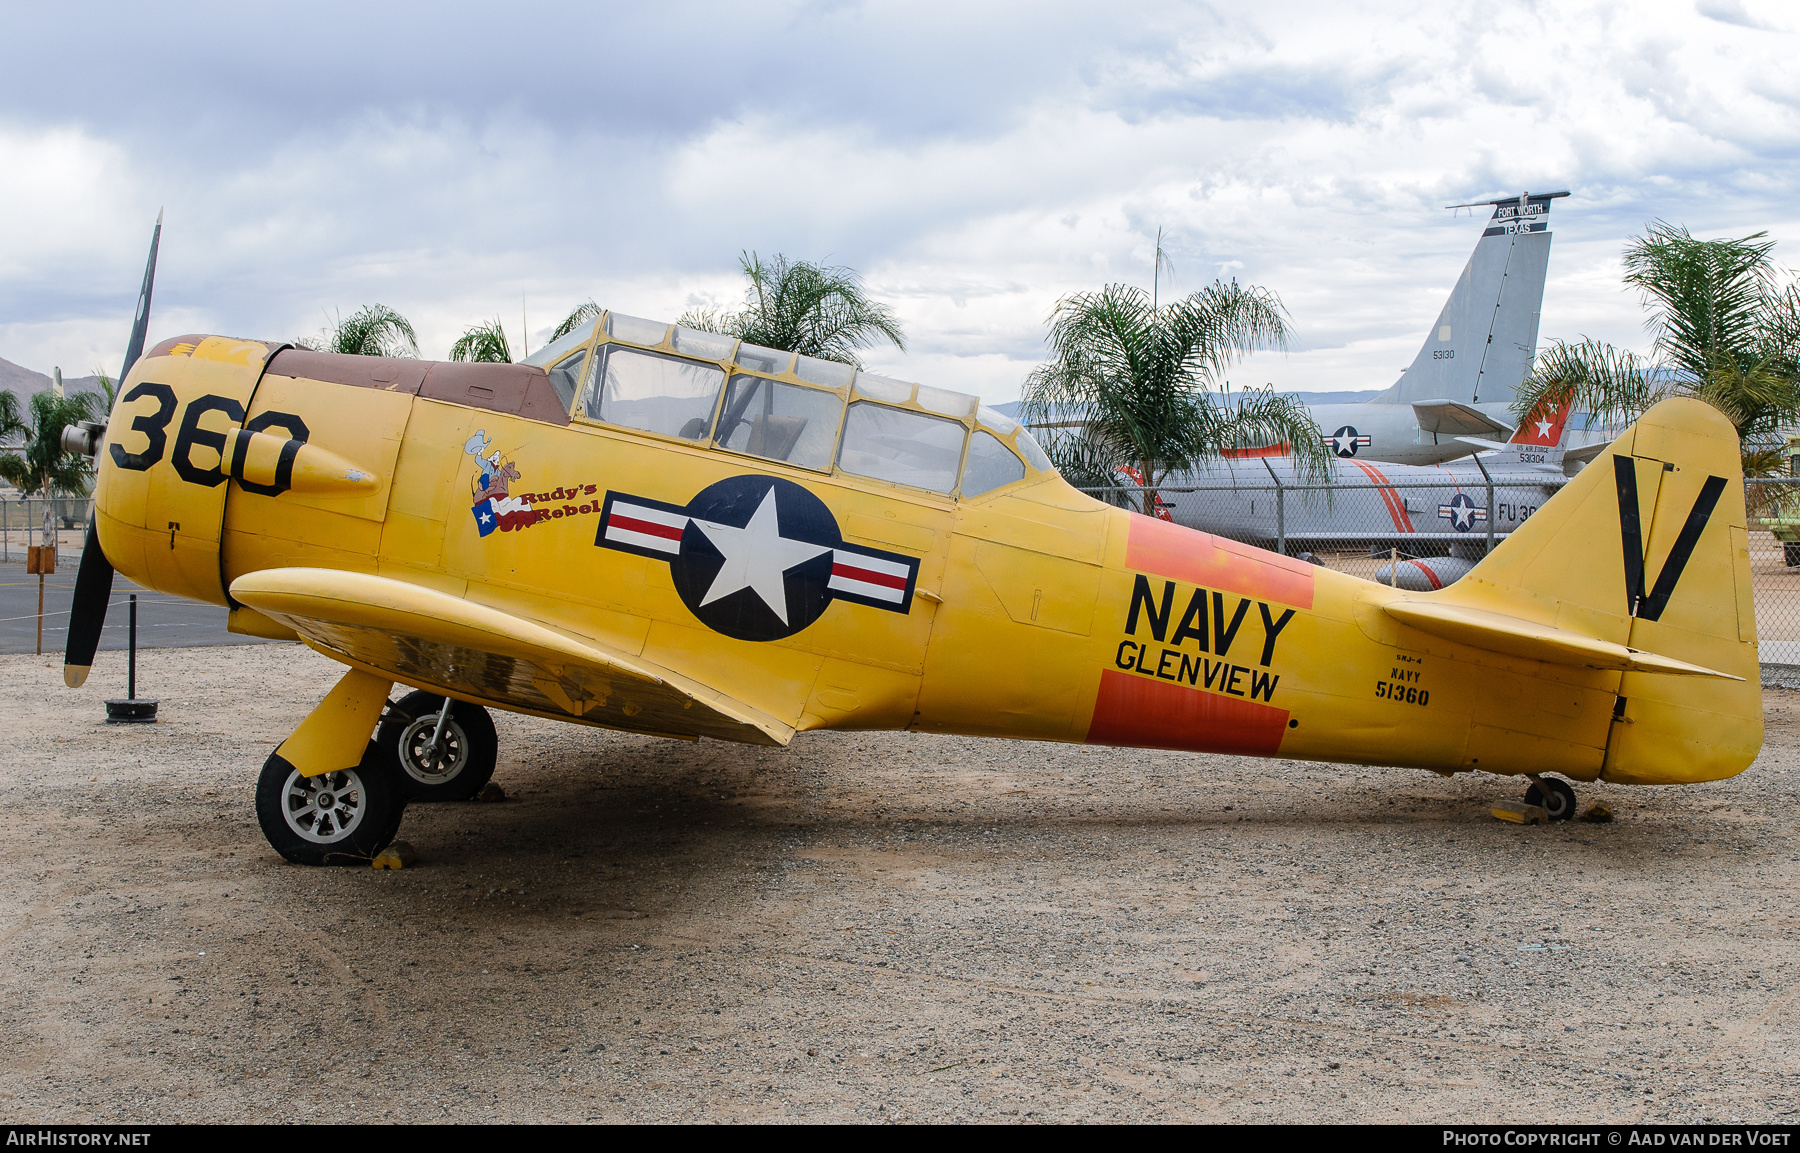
[0,357,106,406]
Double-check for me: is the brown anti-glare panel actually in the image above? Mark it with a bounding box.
[262,350,571,426]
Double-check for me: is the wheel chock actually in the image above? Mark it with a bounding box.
[371,841,418,869]
[1491,801,1549,825]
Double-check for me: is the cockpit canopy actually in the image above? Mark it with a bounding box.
[523,311,1052,499]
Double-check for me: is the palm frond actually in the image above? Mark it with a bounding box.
[0,391,24,443]
[448,317,512,364]
[1514,338,1660,431]
[675,307,741,337]
[324,304,419,358]
[553,300,601,341]
[726,252,904,366]
[1623,221,1775,379]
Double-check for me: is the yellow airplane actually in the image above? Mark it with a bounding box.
[62,297,1761,864]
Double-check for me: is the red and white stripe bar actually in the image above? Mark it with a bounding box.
[604,501,688,554]
[828,549,910,603]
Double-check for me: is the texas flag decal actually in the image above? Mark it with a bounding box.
[597,475,922,643]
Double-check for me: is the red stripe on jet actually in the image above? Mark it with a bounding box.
[831,562,907,589]
[609,513,685,541]
[1405,559,1444,589]
[1086,668,1290,757]
[1347,459,1413,532]
[1124,516,1314,609]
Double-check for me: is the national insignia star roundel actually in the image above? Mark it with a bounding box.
[595,475,921,642]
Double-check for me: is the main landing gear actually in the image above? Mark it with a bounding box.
[251,668,499,865]
[1523,774,1578,822]
[256,742,407,866]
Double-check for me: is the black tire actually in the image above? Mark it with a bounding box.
[1524,777,1578,823]
[375,690,498,802]
[256,742,406,866]
[1785,542,1800,568]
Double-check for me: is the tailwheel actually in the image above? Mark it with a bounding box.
[376,690,498,802]
[257,742,406,866]
[1524,776,1578,822]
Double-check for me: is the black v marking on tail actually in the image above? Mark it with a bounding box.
[1637,474,1727,622]
[1614,456,1645,616]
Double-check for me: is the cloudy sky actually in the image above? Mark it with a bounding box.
[2,0,1797,404]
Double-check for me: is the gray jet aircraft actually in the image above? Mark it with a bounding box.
[1145,400,1577,590]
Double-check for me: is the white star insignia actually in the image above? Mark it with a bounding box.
[1535,419,1553,438]
[692,488,830,624]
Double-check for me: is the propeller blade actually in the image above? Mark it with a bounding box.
[62,520,114,688]
[64,209,161,689]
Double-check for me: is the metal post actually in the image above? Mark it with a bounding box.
[1473,452,1496,555]
[1263,460,1286,555]
[129,595,138,701]
[35,571,43,655]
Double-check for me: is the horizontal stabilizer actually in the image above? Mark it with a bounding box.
[231,567,795,745]
[1413,400,1512,438]
[1381,599,1742,680]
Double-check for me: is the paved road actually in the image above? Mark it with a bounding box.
[0,563,276,655]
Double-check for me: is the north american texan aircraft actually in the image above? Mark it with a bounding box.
[1290,191,1566,467]
[1149,399,1585,591]
[60,226,1760,862]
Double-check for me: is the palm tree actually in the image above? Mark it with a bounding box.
[1018,280,1327,514]
[676,252,905,366]
[0,390,104,497]
[449,318,512,363]
[301,304,419,358]
[1513,222,1800,473]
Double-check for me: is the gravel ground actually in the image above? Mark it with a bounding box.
[1,642,1796,1124]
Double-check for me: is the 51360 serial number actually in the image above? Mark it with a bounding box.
[1375,681,1429,706]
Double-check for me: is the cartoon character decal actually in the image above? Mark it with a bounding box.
[465,430,602,536]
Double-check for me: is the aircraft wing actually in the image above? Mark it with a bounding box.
[1412,400,1512,438]
[230,568,794,746]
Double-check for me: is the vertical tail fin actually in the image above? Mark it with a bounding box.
[1374,192,1564,406]
[1446,397,1759,783]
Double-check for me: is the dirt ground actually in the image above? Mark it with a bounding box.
[2,643,1798,1125]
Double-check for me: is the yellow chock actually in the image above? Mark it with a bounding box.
[372,841,417,869]
[1491,801,1549,825]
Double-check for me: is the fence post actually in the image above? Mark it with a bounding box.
[1473,453,1495,555]
[1263,460,1286,555]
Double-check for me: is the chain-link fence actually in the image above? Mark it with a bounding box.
[0,497,93,562]
[1080,475,1800,670]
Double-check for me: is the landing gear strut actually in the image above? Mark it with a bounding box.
[1524,774,1577,822]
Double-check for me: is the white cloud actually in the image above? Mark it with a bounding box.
[3,1,1800,408]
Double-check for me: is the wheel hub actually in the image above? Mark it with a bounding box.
[398,714,470,785]
[281,768,367,844]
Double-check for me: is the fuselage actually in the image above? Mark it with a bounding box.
[1305,400,1523,467]
[92,334,1756,790]
[1154,452,1565,549]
